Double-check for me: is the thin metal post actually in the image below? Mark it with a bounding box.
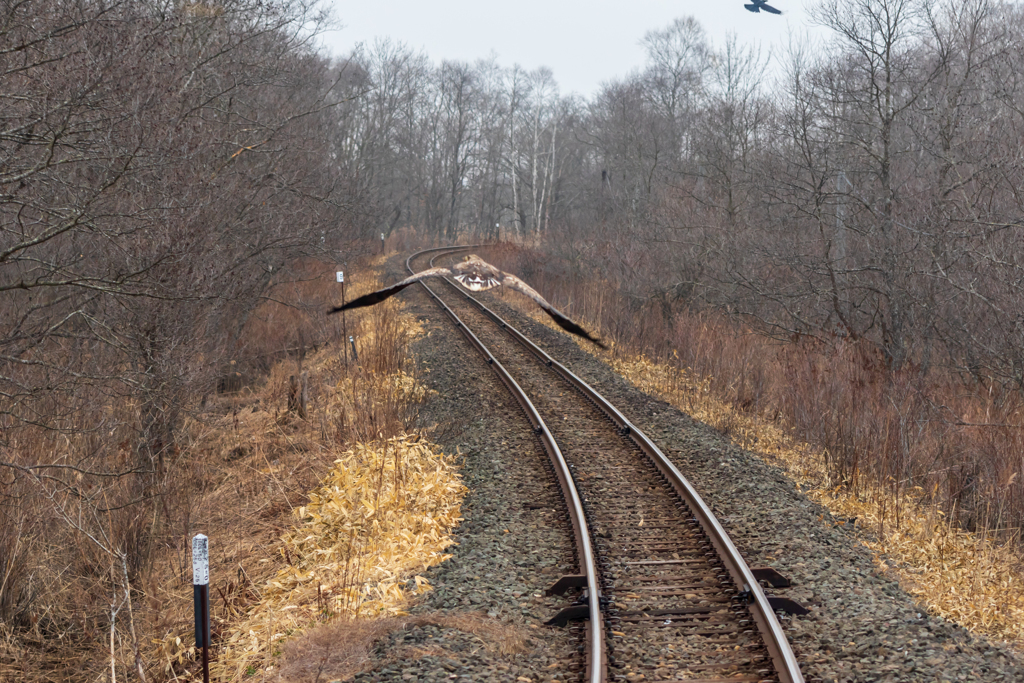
[342,278,348,365]
[192,534,210,683]
[200,588,209,683]
[338,271,348,365]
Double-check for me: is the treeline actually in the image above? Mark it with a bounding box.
[338,0,1024,387]
[0,0,369,674]
[331,0,1024,546]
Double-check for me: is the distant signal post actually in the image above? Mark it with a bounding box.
[337,270,348,363]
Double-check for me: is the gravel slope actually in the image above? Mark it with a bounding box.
[354,258,586,683]
[356,253,1024,683]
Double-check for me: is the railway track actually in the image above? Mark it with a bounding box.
[406,247,805,683]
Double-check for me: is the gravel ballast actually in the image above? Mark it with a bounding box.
[353,256,586,683]
[355,253,1024,683]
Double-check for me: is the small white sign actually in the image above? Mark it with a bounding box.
[192,534,209,586]
[336,271,344,283]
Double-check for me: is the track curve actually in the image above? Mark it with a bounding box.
[406,247,805,683]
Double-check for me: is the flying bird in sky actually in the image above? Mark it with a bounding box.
[329,254,606,348]
[745,0,782,14]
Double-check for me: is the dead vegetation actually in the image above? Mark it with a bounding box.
[609,353,1024,646]
[274,612,532,683]
[0,252,471,682]
[488,243,1024,648]
[139,259,469,683]
[210,434,465,682]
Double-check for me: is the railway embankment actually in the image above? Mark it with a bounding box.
[340,250,1024,683]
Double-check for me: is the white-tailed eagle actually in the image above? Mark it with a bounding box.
[328,254,606,348]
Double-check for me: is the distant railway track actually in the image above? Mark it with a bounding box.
[406,247,805,683]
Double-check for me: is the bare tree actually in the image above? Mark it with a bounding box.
[640,16,712,166]
[809,0,935,370]
[1,0,364,676]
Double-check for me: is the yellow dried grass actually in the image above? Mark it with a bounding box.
[274,611,531,683]
[211,434,467,682]
[146,263,462,682]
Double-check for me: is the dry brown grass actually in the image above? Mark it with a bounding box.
[0,244,472,683]
[135,252,475,683]
[275,611,531,683]
[0,390,168,682]
[0,251,466,683]
[138,282,463,681]
[274,617,404,683]
[207,433,466,682]
[488,242,1023,531]
[607,355,1024,646]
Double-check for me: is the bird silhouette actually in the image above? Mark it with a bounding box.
[745,0,782,14]
[328,254,606,348]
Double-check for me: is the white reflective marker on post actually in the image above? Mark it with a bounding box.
[192,534,209,585]
[336,271,344,283]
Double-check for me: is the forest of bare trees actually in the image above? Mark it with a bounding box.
[1,0,373,674]
[334,0,1024,388]
[4,0,1024,678]
[329,0,1024,539]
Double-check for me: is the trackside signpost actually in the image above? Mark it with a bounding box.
[193,534,210,683]
[337,270,348,363]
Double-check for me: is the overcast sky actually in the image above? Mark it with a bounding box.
[319,1,831,98]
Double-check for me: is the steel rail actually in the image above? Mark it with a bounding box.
[432,255,806,683]
[406,247,606,683]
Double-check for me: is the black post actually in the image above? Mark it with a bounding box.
[342,277,348,365]
[349,335,358,361]
[193,534,210,683]
[338,270,348,365]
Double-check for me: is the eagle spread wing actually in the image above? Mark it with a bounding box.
[500,274,607,349]
[745,2,782,13]
[327,267,452,313]
[328,255,606,348]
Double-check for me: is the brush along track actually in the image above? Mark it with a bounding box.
[408,248,805,683]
